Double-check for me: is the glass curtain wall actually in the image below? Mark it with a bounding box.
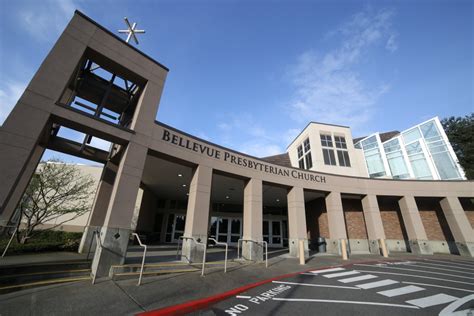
[359,135,387,178]
[383,138,410,179]
[420,120,462,180]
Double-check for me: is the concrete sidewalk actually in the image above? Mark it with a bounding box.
[1,253,472,315]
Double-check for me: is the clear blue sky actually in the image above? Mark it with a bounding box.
[0,0,472,163]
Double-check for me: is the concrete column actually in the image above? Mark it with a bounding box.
[242,178,263,261]
[398,196,433,255]
[181,165,212,263]
[79,161,119,254]
[287,187,309,258]
[0,21,88,224]
[0,144,45,228]
[440,196,474,257]
[325,191,347,255]
[91,142,148,278]
[361,195,387,255]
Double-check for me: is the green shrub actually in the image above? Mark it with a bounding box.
[0,230,82,254]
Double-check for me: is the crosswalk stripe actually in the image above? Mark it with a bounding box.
[309,267,345,274]
[356,279,398,289]
[377,285,425,297]
[323,271,359,279]
[338,274,378,283]
[406,293,458,308]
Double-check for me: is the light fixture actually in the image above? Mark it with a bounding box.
[186,193,189,196]
[276,199,280,202]
[177,173,183,177]
[225,195,230,199]
[182,184,186,187]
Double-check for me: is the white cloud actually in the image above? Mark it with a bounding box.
[288,7,397,132]
[0,81,27,125]
[19,0,79,42]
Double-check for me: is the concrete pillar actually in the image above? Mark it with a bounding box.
[0,21,88,225]
[0,144,45,228]
[325,191,347,255]
[181,165,212,263]
[242,178,263,261]
[361,195,387,255]
[91,142,148,278]
[79,161,119,254]
[440,196,474,257]
[287,187,309,257]
[398,196,433,255]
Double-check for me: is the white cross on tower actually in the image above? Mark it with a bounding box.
[118,17,145,45]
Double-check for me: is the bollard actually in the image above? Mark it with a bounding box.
[299,240,305,265]
[379,238,388,258]
[341,239,348,260]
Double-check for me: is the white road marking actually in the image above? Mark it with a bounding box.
[236,295,251,299]
[354,264,474,280]
[406,262,474,275]
[412,261,474,273]
[323,271,359,279]
[272,280,360,290]
[338,274,378,283]
[356,279,399,289]
[406,293,458,308]
[422,259,474,268]
[271,298,419,309]
[355,269,474,286]
[309,267,345,274]
[402,281,474,293]
[377,285,425,297]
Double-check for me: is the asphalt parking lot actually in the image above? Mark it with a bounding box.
[205,257,474,315]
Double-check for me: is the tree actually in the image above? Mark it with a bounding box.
[441,113,474,180]
[16,160,95,243]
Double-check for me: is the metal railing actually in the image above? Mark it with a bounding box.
[208,238,228,273]
[237,238,268,268]
[131,233,147,286]
[92,230,102,284]
[1,226,18,258]
[177,236,207,276]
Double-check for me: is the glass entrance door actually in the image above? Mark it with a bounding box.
[263,220,283,247]
[210,217,242,245]
[165,214,186,243]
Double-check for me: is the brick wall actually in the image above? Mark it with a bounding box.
[305,198,329,239]
[378,197,408,240]
[416,197,454,241]
[342,198,368,239]
[460,197,474,229]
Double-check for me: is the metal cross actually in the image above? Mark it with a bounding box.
[118,17,145,45]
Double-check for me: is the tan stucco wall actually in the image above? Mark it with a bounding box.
[287,123,368,177]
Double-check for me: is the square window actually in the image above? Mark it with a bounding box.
[335,136,347,149]
[320,134,333,147]
[297,145,303,158]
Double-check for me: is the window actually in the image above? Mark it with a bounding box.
[334,136,347,149]
[360,135,387,177]
[383,138,410,179]
[297,137,312,169]
[297,145,303,159]
[337,150,351,167]
[320,134,333,147]
[322,148,336,165]
[305,152,313,169]
[320,134,336,166]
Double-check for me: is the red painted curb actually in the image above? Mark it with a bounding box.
[137,258,396,316]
